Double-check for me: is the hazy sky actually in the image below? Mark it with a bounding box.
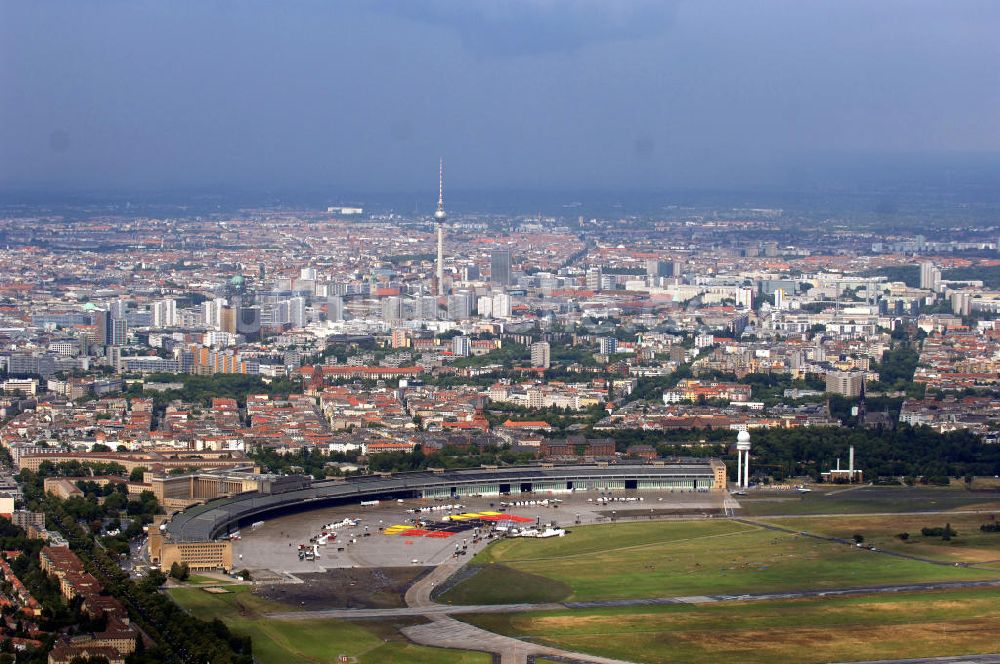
[2,0,999,195]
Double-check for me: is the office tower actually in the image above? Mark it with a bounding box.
[586,267,602,291]
[382,296,403,322]
[110,299,128,319]
[452,335,471,357]
[416,295,438,321]
[93,309,111,347]
[110,318,128,346]
[477,295,493,318]
[530,341,551,369]
[646,260,669,278]
[327,295,345,322]
[919,262,941,290]
[236,306,261,341]
[670,260,684,278]
[447,293,472,320]
[464,265,480,281]
[288,297,306,328]
[491,293,512,318]
[434,159,447,296]
[598,337,618,356]
[490,248,512,286]
[220,306,237,334]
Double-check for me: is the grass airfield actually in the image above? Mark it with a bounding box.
[463,587,1000,664]
[167,484,1000,663]
[438,519,998,605]
[168,585,488,664]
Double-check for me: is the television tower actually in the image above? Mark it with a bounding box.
[434,158,447,296]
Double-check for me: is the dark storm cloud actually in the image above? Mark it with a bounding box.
[1,0,998,195]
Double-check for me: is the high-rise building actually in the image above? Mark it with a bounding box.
[110,299,129,319]
[530,341,551,369]
[300,267,317,281]
[93,309,111,347]
[288,297,306,328]
[327,295,345,322]
[236,306,261,341]
[477,295,493,318]
[491,293,512,318]
[586,267,602,291]
[951,292,972,317]
[202,298,226,329]
[464,265,480,281]
[220,306,237,334]
[490,248,512,287]
[447,293,472,320]
[826,371,864,397]
[110,318,129,346]
[598,337,618,356]
[919,262,941,290]
[764,241,779,257]
[646,260,669,278]
[151,299,177,328]
[416,295,438,321]
[391,328,409,349]
[736,287,754,308]
[452,336,471,357]
[382,296,403,322]
[434,159,447,296]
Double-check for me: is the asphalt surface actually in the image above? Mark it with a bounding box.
[265,578,1000,620]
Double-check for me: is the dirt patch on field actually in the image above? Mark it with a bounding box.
[674,618,1000,654]
[257,566,431,609]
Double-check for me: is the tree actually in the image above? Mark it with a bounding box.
[169,561,190,581]
[852,533,865,544]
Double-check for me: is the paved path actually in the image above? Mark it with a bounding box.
[265,578,1000,620]
[398,557,636,664]
[838,655,1000,664]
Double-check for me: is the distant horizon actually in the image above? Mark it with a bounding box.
[4,2,1000,195]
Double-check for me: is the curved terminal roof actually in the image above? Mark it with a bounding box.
[165,462,718,542]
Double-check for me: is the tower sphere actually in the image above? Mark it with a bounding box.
[736,429,751,451]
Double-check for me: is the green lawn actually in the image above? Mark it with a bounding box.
[184,574,233,585]
[463,588,1000,663]
[439,520,1000,605]
[763,512,1000,568]
[168,586,488,664]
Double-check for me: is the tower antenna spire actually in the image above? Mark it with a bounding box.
[437,158,445,213]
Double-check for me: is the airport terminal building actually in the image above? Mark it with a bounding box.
[158,460,727,571]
